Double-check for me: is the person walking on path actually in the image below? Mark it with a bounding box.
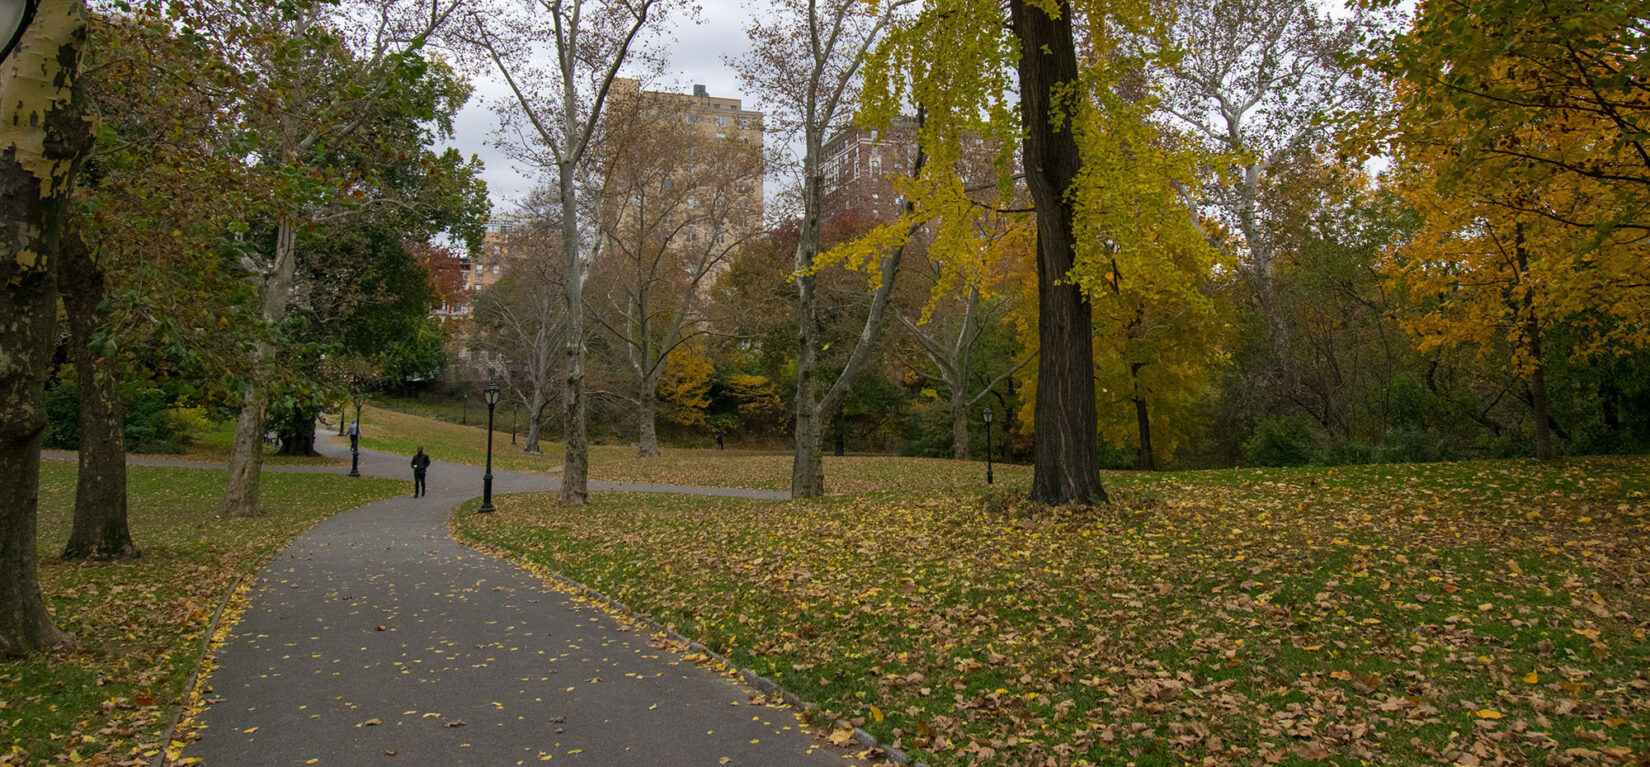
[410,446,431,497]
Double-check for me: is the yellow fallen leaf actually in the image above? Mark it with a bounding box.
[1475,710,1502,719]
[1524,672,1539,684]
[869,705,883,723]
[243,727,259,734]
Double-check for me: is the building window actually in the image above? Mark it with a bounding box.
[739,118,750,128]
[871,129,878,141]
[715,115,727,126]
[686,114,697,124]
[492,264,501,275]
[716,132,726,139]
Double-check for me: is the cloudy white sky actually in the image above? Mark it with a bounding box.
[445,2,760,214]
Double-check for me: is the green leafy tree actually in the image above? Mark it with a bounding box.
[190,0,465,517]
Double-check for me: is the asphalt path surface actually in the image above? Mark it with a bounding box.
[174,433,855,766]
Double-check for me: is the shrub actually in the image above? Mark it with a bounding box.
[1241,415,1318,466]
[42,381,194,454]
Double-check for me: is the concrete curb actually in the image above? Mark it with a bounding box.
[149,569,252,767]
[451,507,931,767]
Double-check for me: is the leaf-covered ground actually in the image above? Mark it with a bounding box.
[1,463,403,766]
[457,456,1650,766]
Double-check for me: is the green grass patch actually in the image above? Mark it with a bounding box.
[1,461,403,766]
[587,449,1032,494]
[456,455,1650,766]
[348,405,566,473]
[163,417,344,467]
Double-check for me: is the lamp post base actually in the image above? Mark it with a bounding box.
[478,474,495,513]
[349,449,360,478]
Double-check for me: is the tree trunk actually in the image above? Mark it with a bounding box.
[1130,363,1154,471]
[277,423,316,456]
[59,227,137,560]
[558,167,588,505]
[791,160,826,498]
[224,216,300,517]
[1600,363,1620,436]
[522,394,543,454]
[1134,398,1154,472]
[1513,224,1553,462]
[1010,0,1107,505]
[951,390,971,461]
[1529,361,1554,461]
[636,393,660,457]
[0,0,89,656]
[1236,161,1289,362]
[221,383,266,517]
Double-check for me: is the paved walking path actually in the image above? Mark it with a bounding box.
[175,435,853,766]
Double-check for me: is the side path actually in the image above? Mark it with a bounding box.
[178,436,855,765]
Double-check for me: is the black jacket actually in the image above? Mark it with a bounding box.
[411,453,431,472]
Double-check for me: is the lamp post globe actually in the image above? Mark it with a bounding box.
[982,406,994,485]
[0,0,38,65]
[478,379,501,513]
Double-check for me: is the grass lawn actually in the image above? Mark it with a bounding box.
[353,405,1030,495]
[1,462,404,766]
[348,405,567,474]
[587,449,1032,494]
[160,417,344,467]
[456,455,1650,766]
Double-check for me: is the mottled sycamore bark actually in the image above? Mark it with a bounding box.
[58,226,138,560]
[558,170,588,506]
[0,0,90,656]
[1010,0,1108,505]
[223,217,299,517]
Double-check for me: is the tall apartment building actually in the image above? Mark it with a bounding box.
[472,219,521,293]
[607,79,766,248]
[821,115,920,224]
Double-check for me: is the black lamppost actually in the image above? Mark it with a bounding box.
[511,400,518,446]
[478,378,500,513]
[348,388,364,478]
[339,375,352,437]
[982,406,994,485]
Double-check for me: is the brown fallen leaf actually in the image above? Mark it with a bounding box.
[444,720,467,728]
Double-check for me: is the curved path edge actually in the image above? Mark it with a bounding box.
[156,433,860,766]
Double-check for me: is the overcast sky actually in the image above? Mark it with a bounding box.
[446,4,759,216]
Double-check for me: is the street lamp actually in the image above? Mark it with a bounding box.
[339,375,352,437]
[348,387,364,478]
[511,400,518,446]
[982,406,994,485]
[478,378,501,513]
[0,0,38,65]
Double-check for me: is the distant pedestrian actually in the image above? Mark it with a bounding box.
[411,446,431,497]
